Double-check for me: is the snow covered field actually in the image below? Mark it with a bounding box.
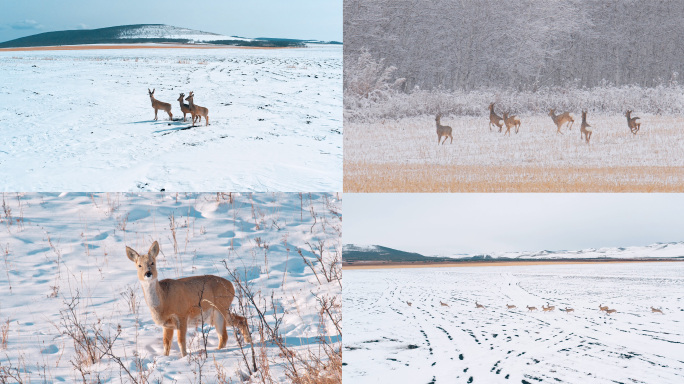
[345,114,684,192]
[0,192,341,383]
[0,44,342,191]
[344,263,684,384]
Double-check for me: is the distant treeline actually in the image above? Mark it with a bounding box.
[344,0,684,91]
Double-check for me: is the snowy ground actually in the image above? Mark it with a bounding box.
[344,263,684,384]
[0,192,341,383]
[345,114,684,192]
[0,44,342,191]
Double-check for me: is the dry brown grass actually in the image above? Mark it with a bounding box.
[345,163,684,192]
[345,114,684,192]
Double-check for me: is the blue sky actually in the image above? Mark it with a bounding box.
[344,194,684,255]
[0,0,341,42]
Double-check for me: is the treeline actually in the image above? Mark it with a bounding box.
[344,0,684,91]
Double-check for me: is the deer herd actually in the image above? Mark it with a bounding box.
[409,300,666,316]
[148,88,210,127]
[435,102,643,145]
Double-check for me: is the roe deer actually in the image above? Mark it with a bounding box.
[148,88,173,121]
[407,301,412,307]
[560,307,574,314]
[598,304,609,312]
[502,112,521,135]
[542,303,555,312]
[605,309,617,315]
[625,110,640,134]
[435,113,453,144]
[526,305,537,311]
[185,91,210,127]
[177,93,192,122]
[440,301,449,307]
[126,241,251,357]
[475,301,486,309]
[548,109,574,134]
[580,110,592,144]
[489,103,504,132]
[651,307,664,314]
[506,304,517,310]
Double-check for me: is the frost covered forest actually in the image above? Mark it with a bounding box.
[344,0,684,120]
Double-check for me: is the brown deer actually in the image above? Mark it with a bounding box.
[185,91,210,127]
[475,301,486,309]
[625,110,640,134]
[605,309,617,315]
[440,301,449,307]
[502,112,521,135]
[126,241,251,357]
[651,307,664,314]
[542,303,555,312]
[407,301,412,307]
[580,110,592,144]
[526,305,537,312]
[560,307,574,314]
[489,103,504,132]
[548,109,574,134]
[598,304,609,312]
[435,113,453,144]
[506,304,517,310]
[177,93,192,122]
[148,88,173,121]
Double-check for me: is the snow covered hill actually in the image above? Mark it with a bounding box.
[344,242,684,262]
[0,24,317,48]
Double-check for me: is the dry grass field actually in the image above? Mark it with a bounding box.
[344,114,684,192]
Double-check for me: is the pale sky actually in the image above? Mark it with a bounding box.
[0,0,341,43]
[344,194,684,256]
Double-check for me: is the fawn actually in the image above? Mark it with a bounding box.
[185,91,210,127]
[435,113,453,144]
[440,301,449,307]
[506,304,517,310]
[148,88,173,121]
[475,301,486,309]
[489,103,504,132]
[548,109,574,134]
[526,305,537,311]
[580,110,592,144]
[651,307,664,314]
[126,241,251,357]
[625,110,640,134]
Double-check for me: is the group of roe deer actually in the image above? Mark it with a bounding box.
[417,300,665,316]
[434,103,642,145]
[148,88,210,127]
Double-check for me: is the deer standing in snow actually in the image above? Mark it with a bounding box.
[489,103,504,132]
[126,241,251,357]
[580,110,592,144]
[625,110,640,134]
[177,93,192,122]
[435,113,453,144]
[185,91,210,127]
[148,88,173,121]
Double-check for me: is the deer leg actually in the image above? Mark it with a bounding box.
[168,111,173,121]
[449,135,453,144]
[163,327,174,356]
[154,109,158,121]
[205,115,209,126]
[214,310,228,349]
[177,318,188,357]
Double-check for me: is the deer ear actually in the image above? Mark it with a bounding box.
[125,246,139,263]
[148,241,160,260]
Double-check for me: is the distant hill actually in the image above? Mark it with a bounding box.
[343,245,455,263]
[344,242,684,265]
[0,24,332,48]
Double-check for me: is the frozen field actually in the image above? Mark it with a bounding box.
[0,45,342,191]
[0,192,341,383]
[344,263,684,384]
[345,114,684,192]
